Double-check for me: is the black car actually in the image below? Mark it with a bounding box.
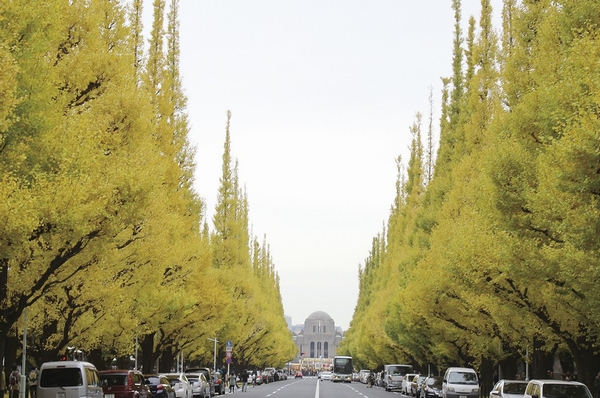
[144,374,176,398]
[421,376,444,398]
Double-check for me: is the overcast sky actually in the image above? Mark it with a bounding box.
[164,0,502,331]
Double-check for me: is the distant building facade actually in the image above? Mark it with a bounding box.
[292,310,344,364]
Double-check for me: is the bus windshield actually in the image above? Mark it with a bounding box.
[333,357,353,374]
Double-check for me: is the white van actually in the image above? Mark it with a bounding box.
[37,361,103,398]
[442,367,479,398]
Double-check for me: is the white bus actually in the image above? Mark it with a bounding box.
[332,356,353,383]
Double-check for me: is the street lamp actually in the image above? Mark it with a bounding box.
[207,338,218,372]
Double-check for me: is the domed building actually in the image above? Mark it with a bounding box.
[292,311,344,368]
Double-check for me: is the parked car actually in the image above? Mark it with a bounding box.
[490,380,528,398]
[99,369,151,398]
[421,376,444,398]
[523,380,593,398]
[161,374,193,398]
[144,374,176,398]
[403,373,420,395]
[185,368,214,397]
[262,371,273,383]
[358,370,370,384]
[185,373,210,398]
[212,373,224,395]
[442,368,479,398]
[412,375,427,396]
[320,371,333,381]
[37,361,103,398]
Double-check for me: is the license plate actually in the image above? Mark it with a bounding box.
[56,393,65,398]
[460,395,467,398]
[105,394,115,398]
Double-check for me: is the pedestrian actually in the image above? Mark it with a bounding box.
[229,372,236,393]
[594,372,600,398]
[367,371,374,388]
[29,368,39,398]
[241,371,248,392]
[1,366,6,398]
[9,364,21,398]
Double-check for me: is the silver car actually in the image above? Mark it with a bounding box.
[490,380,528,398]
[186,373,210,398]
[161,374,193,398]
[523,380,593,398]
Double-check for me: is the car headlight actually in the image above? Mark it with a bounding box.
[472,388,479,394]
[447,387,455,392]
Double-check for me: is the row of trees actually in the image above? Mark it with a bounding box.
[340,0,600,394]
[0,0,296,372]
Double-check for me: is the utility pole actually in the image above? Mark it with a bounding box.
[207,338,218,373]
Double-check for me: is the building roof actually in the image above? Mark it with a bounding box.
[306,311,333,321]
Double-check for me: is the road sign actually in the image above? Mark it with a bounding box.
[226,352,232,358]
[226,340,232,352]
[226,357,232,364]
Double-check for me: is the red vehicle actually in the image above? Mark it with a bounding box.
[295,371,303,379]
[99,369,151,398]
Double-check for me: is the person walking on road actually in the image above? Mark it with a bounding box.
[241,371,248,392]
[29,368,39,398]
[9,364,21,398]
[229,372,236,393]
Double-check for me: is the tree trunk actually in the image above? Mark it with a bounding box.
[480,357,495,398]
[140,333,157,373]
[531,337,554,379]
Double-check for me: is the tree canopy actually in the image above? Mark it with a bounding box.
[0,0,294,372]
[341,0,600,393]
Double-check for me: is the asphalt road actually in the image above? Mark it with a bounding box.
[221,377,406,398]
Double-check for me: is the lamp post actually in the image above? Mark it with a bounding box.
[208,338,218,372]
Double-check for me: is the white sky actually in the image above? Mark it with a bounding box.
[162,0,502,331]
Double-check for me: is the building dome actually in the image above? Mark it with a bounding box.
[306,310,333,321]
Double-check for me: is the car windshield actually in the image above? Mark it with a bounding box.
[543,384,591,398]
[448,372,478,385]
[504,383,527,394]
[428,377,443,387]
[146,377,161,384]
